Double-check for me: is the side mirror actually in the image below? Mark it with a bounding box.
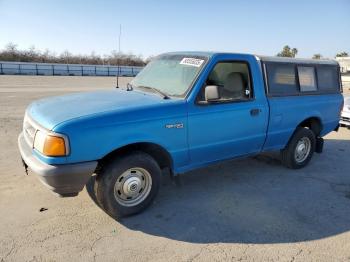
[205,85,220,101]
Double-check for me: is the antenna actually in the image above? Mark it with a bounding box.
[116,24,121,88]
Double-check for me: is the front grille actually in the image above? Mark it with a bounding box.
[23,116,36,147]
[340,116,350,122]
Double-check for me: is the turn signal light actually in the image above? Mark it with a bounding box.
[43,135,66,156]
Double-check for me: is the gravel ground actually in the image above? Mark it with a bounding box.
[0,75,350,262]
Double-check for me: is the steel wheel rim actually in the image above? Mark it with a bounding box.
[294,137,311,163]
[114,167,152,207]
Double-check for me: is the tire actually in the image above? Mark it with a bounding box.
[95,151,161,219]
[281,127,316,169]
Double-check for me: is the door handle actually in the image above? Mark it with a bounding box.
[250,108,260,116]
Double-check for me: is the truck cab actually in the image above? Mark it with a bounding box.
[18,52,343,219]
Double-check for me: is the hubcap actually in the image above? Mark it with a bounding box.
[294,137,311,163]
[114,167,152,207]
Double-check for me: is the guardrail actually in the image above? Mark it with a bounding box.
[0,61,143,77]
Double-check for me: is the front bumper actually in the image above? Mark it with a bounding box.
[340,111,350,127]
[18,132,97,197]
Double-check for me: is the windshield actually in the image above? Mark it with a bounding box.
[131,54,208,97]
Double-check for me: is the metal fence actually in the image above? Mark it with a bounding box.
[0,61,143,77]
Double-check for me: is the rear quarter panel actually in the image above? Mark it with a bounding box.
[264,93,343,151]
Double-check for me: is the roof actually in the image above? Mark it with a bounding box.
[160,52,339,66]
[257,55,338,65]
[162,51,255,58]
[162,51,215,58]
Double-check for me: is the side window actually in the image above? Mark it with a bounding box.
[266,62,340,96]
[316,66,340,92]
[297,66,317,92]
[266,63,298,95]
[198,61,252,102]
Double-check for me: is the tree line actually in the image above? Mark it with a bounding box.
[277,45,349,59]
[0,43,146,66]
[0,43,348,65]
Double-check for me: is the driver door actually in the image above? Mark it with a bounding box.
[187,58,268,166]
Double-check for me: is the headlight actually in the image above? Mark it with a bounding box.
[34,130,68,156]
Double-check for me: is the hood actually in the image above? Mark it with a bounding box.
[27,89,166,130]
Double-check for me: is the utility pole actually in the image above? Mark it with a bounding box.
[116,24,122,88]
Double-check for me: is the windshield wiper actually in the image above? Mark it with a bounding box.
[136,85,170,99]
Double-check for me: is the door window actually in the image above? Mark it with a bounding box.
[197,61,253,102]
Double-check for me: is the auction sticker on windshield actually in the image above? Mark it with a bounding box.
[180,57,204,67]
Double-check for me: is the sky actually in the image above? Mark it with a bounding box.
[0,0,349,59]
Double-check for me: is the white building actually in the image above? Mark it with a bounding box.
[336,57,350,74]
[336,57,350,91]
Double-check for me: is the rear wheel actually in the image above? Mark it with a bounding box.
[281,127,316,169]
[95,152,161,219]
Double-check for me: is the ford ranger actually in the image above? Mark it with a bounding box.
[18,52,343,218]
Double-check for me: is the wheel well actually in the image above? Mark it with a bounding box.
[298,117,322,136]
[98,142,173,171]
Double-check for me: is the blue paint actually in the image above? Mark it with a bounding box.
[23,52,343,174]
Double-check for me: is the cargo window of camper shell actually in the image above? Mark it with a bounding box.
[316,65,340,92]
[297,66,317,92]
[266,63,298,96]
[266,62,340,96]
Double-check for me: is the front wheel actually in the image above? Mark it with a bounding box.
[95,152,161,219]
[281,127,316,169]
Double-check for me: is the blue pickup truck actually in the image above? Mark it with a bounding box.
[18,52,343,218]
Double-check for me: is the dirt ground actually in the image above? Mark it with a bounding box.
[1,75,350,262]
